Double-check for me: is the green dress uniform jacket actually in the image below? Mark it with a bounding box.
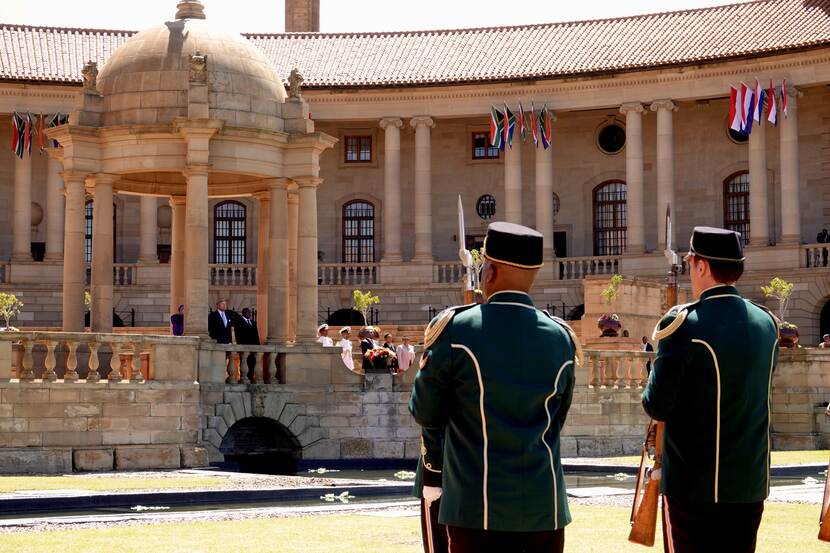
[642,285,779,504]
[412,427,444,498]
[409,291,578,532]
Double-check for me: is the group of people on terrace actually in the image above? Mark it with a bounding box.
[317,323,415,375]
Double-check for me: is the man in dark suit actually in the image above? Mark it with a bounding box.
[233,307,260,382]
[642,335,654,374]
[208,299,233,344]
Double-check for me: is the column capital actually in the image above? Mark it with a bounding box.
[169,195,187,207]
[294,176,323,189]
[60,171,88,185]
[650,99,678,113]
[265,177,291,191]
[253,190,271,202]
[410,116,435,129]
[379,117,403,130]
[182,164,210,178]
[619,102,645,115]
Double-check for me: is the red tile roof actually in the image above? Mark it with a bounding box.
[2,0,830,88]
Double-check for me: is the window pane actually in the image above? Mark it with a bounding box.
[593,181,627,256]
[214,201,246,264]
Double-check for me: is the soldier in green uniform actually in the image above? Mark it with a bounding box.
[410,222,581,553]
[643,227,779,553]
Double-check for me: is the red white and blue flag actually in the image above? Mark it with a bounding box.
[740,83,754,134]
[781,79,788,119]
[767,80,778,126]
[752,79,766,125]
[728,86,742,133]
[540,105,552,149]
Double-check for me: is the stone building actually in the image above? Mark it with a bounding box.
[1,0,830,343]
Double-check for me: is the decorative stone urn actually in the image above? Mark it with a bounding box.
[597,314,622,337]
[778,323,799,348]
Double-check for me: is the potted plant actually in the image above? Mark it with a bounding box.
[597,274,623,337]
[760,277,797,348]
[0,293,23,331]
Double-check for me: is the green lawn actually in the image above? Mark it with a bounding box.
[0,503,825,553]
[590,450,830,467]
[0,476,228,494]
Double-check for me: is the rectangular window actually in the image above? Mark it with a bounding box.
[344,135,372,163]
[472,132,499,160]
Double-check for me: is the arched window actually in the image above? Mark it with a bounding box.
[723,172,750,245]
[84,200,117,264]
[343,200,375,263]
[593,181,627,256]
[214,201,247,264]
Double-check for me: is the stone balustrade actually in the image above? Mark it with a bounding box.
[802,243,830,269]
[209,264,257,288]
[558,255,621,280]
[433,261,464,284]
[583,349,653,389]
[0,332,199,383]
[318,263,378,285]
[114,263,139,286]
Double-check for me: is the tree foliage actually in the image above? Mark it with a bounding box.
[352,290,380,324]
[0,293,24,330]
[600,274,624,307]
[761,277,795,322]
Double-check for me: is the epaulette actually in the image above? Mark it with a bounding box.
[749,300,781,327]
[652,301,698,342]
[424,304,476,348]
[544,312,584,367]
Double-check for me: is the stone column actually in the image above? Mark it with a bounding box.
[410,116,434,261]
[748,107,769,246]
[379,117,402,262]
[296,177,321,342]
[44,156,65,261]
[183,165,210,336]
[651,100,678,250]
[267,181,290,343]
[504,137,523,224]
[620,102,645,253]
[139,196,159,263]
[12,154,32,261]
[780,85,802,245]
[254,191,271,343]
[535,132,555,262]
[90,174,117,333]
[169,196,187,316]
[62,172,87,332]
[287,186,299,341]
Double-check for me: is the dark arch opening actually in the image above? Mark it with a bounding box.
[327,308,366,327]
[219,417,301,475]
[820,300,830,342]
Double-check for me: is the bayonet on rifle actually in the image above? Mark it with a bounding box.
[457,196,475,304]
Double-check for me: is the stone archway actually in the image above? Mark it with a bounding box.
[219,417,302,474]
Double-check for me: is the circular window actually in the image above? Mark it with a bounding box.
[552,193,561,217]
[597,123,626,154]
[727,127,748,144]
[476,194,496,220]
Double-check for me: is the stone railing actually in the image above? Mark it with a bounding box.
[802,243,830,269]
[558,256,621,280]
[210,264,257,287]
[583,349,654,389]
[0,332,198,383]
[433,261,464,284]
[113,263,139,286]
[318,263,378,285]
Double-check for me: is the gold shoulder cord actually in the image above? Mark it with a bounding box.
[424,309,455,349]
[652,309,688,342]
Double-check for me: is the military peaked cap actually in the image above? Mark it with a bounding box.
[687,226,745,263]
[483,222,544,269]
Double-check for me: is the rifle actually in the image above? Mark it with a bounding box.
[629,204,675,546]
[820,457,830,541]
[629,420,664,546]
[457,195,475,304]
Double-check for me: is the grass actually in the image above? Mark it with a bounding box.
[590,450,830,467]
[0,476,228,494]
[0,503,825,553]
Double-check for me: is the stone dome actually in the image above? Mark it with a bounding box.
[97,1,287,129]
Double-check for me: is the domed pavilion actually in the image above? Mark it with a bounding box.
[47,0,336,340]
